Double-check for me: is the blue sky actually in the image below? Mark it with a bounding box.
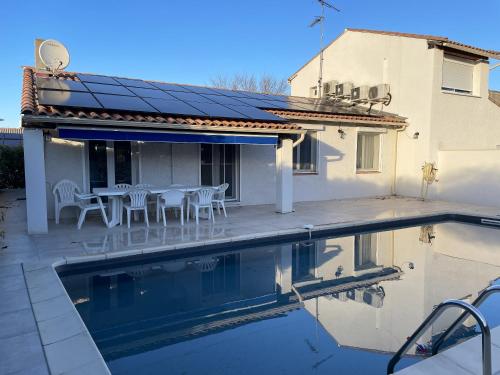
[1,0,498,128]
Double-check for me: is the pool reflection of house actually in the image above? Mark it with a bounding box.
[61,222,500,360]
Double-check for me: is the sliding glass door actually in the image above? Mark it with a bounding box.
[113,141,132,185]
[88,141,108,192]
[200,144,239,200]
[88,141,132,192]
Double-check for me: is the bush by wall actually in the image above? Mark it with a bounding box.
[0,145,25,189]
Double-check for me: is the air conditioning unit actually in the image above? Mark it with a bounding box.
[351,86,370,102]
[335,82,353,98]
[369,84,390,102]
[323,80,338,96]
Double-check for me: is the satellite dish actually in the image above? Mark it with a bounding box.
[38,39,70,73]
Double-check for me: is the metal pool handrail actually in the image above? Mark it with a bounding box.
[387,299,491,375]
[432,285,500,355]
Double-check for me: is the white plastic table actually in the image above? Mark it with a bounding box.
[93,185,211,228]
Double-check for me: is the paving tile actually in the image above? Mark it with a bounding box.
[0,263,23,278]
[0,307,37,340]
[0,273,26,293]
[61,358,111,375]
[32,294,74,323]
[44,332,102,374]
[28,282,67,304]
[0,288,31,315]
[0,331,47,375]
[24,266,59,290]
[38,310,85,346]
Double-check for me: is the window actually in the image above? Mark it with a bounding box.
[442,55,474,94]
[88,140,108,192]
[292,242,316,283]
[354,233,378,271]
[293,131,318,173]
[309,86,318,98]
[201,144,239,200]
[114,141,132,185]
[356,132,380,171]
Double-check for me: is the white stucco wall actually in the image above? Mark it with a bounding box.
[239,144,276,205]
[431,149,500,208]
[290,30,500,204]
[293,123,396,201]
[44,138,86,219]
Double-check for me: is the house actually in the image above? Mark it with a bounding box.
[20,64,405,234]
[290,28,500,205]
[0,127,23,146]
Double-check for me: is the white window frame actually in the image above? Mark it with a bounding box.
[356,130,383,173]
[293,131,319,174]
[309,86,318,98]
[198,143,240,202]
[83,140,138,193]
[353,232,383,275]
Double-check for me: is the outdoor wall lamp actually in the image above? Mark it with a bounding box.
[413,132,420,139]
[338,128,346,139]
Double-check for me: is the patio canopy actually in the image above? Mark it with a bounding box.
[57,127,278,145]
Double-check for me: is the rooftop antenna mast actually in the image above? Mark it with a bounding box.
[309,0,340,98]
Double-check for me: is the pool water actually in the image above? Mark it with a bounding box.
[59,221,500,374]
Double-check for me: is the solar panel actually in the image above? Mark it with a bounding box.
[221,90,253,98]
[84,83,135,96]
[144,98,206,116]
[260,100,310,111]
[238,91,284,101]
[166,91,215,103]
[201,94,248,105]
[181,85,220,95]
[77,74,120,85]
[226,105,284,121]
[93,94,158,113]
[113,78,156,89]
[127,87,176,99]
[230,97,274,108]
[36,78,89,92]
[38,90,103,109]
[187,101,249,119]
[149,82,192,92]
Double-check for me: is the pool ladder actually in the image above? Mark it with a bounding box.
[387,284,500,375]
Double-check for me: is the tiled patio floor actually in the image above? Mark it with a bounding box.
[1,189,500,374]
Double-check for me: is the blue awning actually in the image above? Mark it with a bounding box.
[57,128,278,145]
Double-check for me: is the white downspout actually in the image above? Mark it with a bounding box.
[392,125,407,196]
[293,133,306,148]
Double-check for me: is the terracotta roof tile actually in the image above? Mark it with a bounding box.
[290,28,499,80]
[489,90,500,107]
[346,28,500,58]
[268,109,406,125]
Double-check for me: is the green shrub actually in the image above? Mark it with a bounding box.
[0,145,25,189]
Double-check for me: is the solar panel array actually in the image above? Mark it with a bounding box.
[35,74,372,121]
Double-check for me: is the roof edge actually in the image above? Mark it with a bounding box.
[289,28,500,80]
[21,114,306,134]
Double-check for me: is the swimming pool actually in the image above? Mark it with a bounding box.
[59,220,500,374]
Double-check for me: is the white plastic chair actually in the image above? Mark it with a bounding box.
[75,193,108,229]
[212,183,229,217]
[122,189,149,228]
[52,180,81,224]
[114,183,132,219]
[187,188,215,224]
[159,190,185,226]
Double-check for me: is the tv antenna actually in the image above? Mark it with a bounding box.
[309,0,340,98]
